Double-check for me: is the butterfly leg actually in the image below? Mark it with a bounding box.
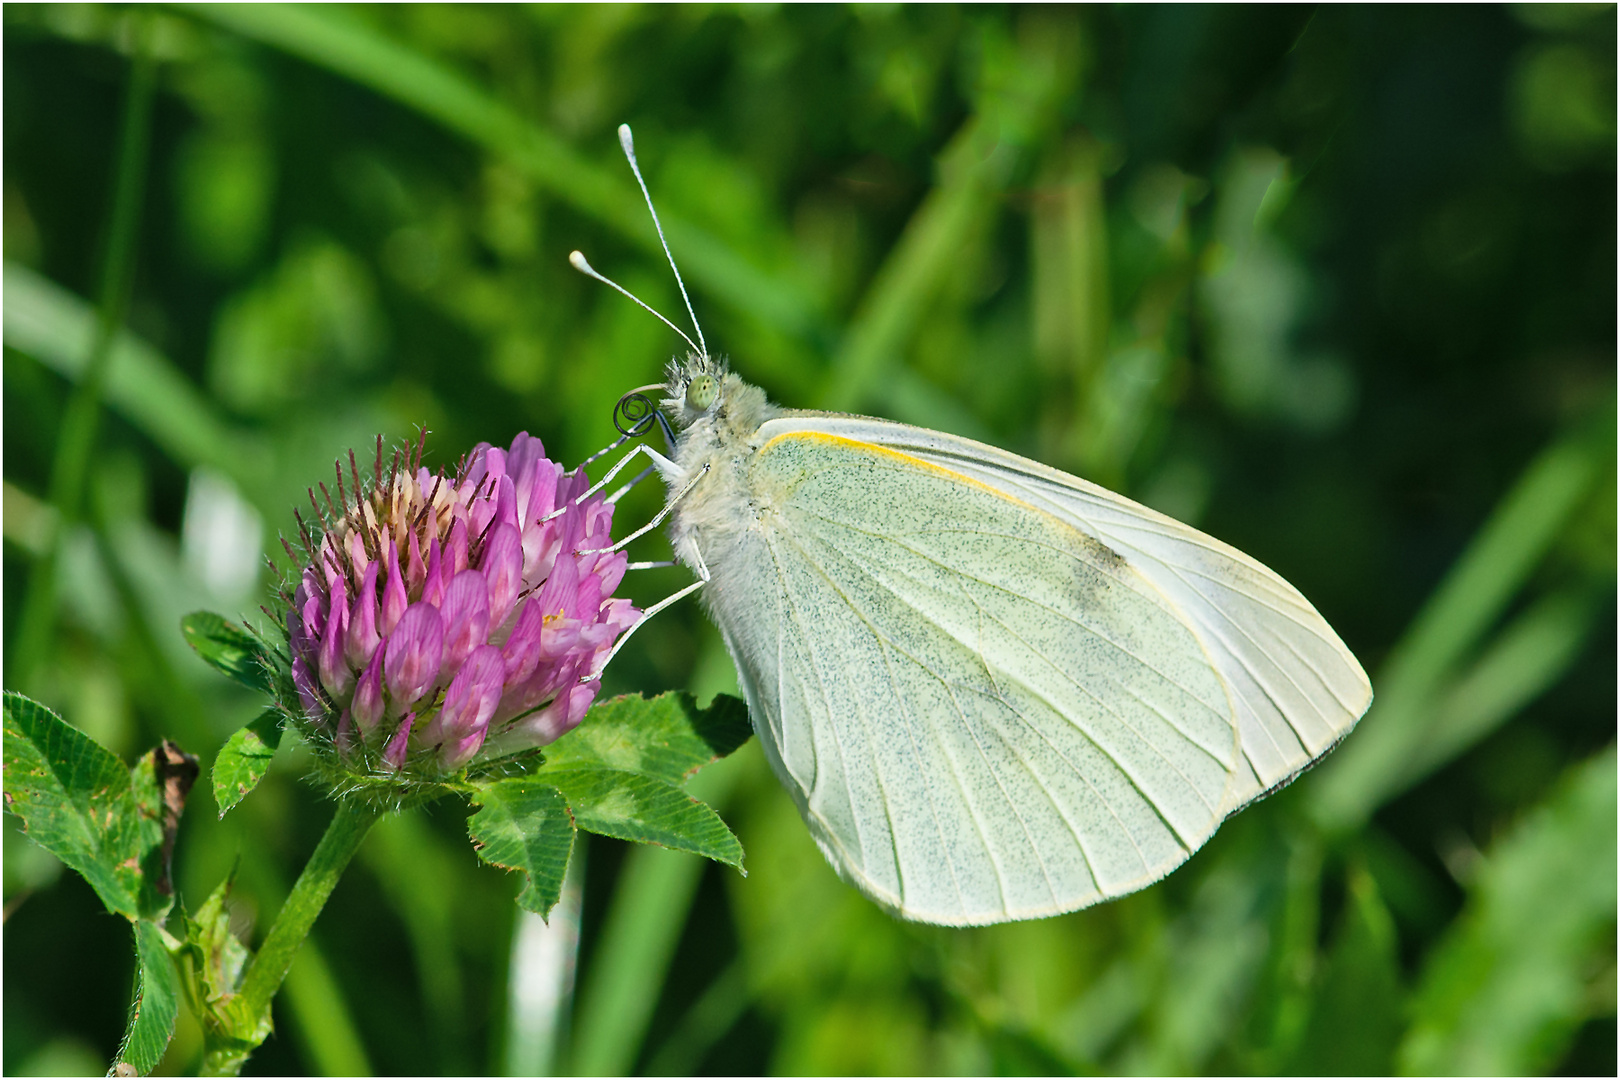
[546,443,681,522]
[606,464,659,503]
[583,574,707,681]
[575,428,635,469]
[581,471,712,682]
[577,461,710,556]
[691,544,712,583]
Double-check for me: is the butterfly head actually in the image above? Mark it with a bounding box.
[663,352,776,437]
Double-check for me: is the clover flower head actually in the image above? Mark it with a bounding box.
[279,434,638,788]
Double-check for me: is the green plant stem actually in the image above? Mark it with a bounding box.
[11,22,156,691]
[201,800,380,1076]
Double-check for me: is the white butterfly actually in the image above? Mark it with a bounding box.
[577,126,1371,926]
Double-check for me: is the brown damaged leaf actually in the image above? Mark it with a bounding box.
[152,742,199,897]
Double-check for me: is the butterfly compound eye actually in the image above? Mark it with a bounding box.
[686,374,719,411]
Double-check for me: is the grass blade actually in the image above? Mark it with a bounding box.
[504,849,585,1077]
[1398,747,1617,1075]
[364,811,473,1074]
[10,25,156,691]
[821,19,1076,414]
[184,3,820,337]
[566,755,743,1076]
[280,938,374,1077]
[2,263,273,513]
[1310,420,1608,830]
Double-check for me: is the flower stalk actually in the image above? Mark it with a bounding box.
[199,800,381,1077]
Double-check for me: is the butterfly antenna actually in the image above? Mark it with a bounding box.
[569,250,702,358]
[618,123,707,358]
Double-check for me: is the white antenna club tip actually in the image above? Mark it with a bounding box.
[586,124,708,358]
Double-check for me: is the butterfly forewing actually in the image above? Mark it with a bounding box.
[705,430,1242,924]
[762,415,1374,815]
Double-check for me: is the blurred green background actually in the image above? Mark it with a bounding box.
[3,4,1614,1076]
